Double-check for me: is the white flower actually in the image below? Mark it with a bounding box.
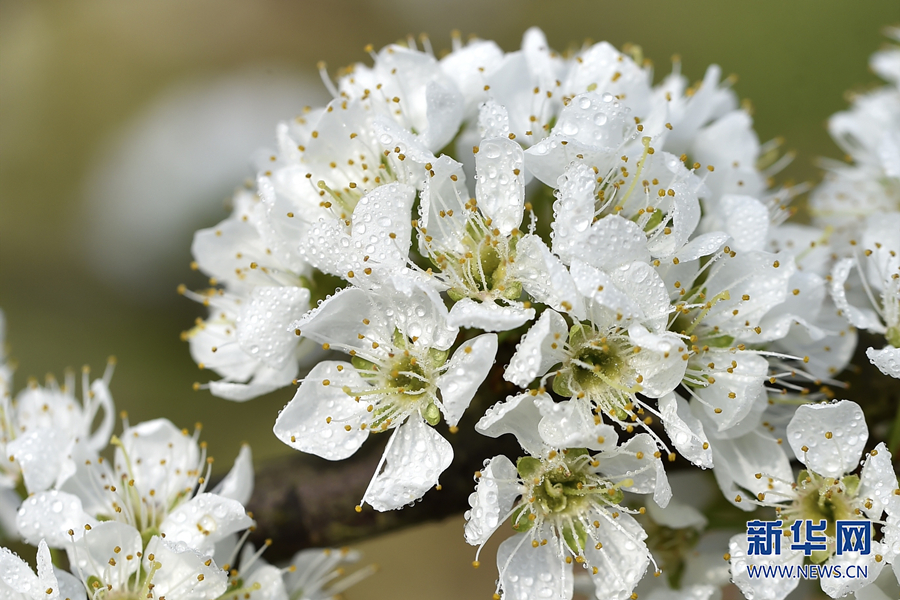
[467,393,670,600]
[16,419,253,555]
[184,188,318,400]
[0,540,84,600]
[829,212,900,377]
[274,283,497,510]
[729,400,897,600]
[415,138,536,330]
[283,547,374,600]
[810,29,900,234]
[1,360,115,536]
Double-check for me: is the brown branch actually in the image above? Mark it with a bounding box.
[245,332,900,561]
[244,345,523,562]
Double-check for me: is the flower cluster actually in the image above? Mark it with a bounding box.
[810,27,900,379]
[173,26,900,600]
[0,317,369,600]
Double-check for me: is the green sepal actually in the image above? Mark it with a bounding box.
[642,209,664,232]
[428,347,450,367]
[602,486,625,506]
[510,504,534,533]
[704,334,735,349]
[392,328,407,349]
[552,374,573,397]
[569,322,589,348]
[447,288,466,302]
[562,520,588,554]
[888,325,900,348]
[810,549,831,565]
[140,526,160,551]
[516,456,543,479]
[840,474,860,498]
[351,355,375,372]
[420,402,441,426]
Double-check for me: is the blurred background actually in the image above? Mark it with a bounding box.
[1,1,897,598]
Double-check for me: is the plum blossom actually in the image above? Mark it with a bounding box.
[467,392,670,600]
[729,400,897,599]
[274,282,497,510]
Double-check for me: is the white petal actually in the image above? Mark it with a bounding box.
[440,40,504,114]
[362,418,453,511]
[380,275,458,351]
[7,429,74,494]
[236,287,310,370]
[757,271,826,343]
[599,433,671,507]
[464,455,519,546]
[706,430,793,511]
[496,532,573,600]
[418,155,469,255]
[658,393,712,468]
[447,299,534,331]
[160,493,253,554]
[16,490,96,547]
[119,419,200,502]
[51,569,84,600]
[86,379,115,453]
[144,536,227,600]
[504,309,569,387]
[709,194,769,252]
[212,444,254,506]
[674,232,728,263]
[829,258,886,333]
[510,234,584,319]
[626,324,687,395]
[563,41,651,111]
[290,287,387,356]
[66,522,141,587]
[477,100,510,139]
[579,215,651,271]
[239,563,287,600]
[609,262,670,332]
[697,351,768,432]
[207,366,293,402]
[728,533,802,600]
[646,499,708,531]
[422,79,464,152]
[786,400,867,478]
[859,442,897,519]
[583,513,650,600]
[704,251,795,336]
[475,392,545,457]
[437,334,498,427]
[570,259,642,321]
[349,182,416,272]
[819,543,886,598]
[474,137,525,235]
[273,361,369,460]
[0,543,41,598]
[550,163,596,262]
[867,346,900,378]
[535,397,618,452]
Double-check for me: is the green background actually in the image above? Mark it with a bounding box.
[2,2,897,598]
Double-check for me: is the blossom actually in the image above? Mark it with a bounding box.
[183,188,318,401]
[0,540,84,600]
[16,418,253,554]
[468,392,670,600]
[829,212,900,378]
[809,28,900,232]
[728,400,897,599]
[274,282,497,510]
[0,354,116,541]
